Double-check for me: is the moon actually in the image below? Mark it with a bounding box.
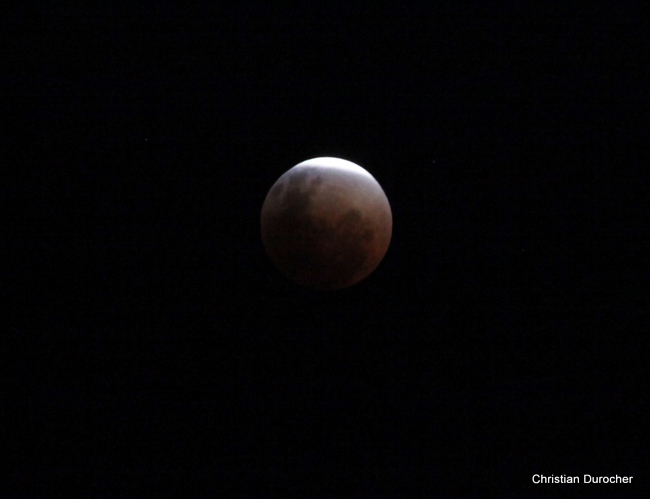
[260,157,392,290]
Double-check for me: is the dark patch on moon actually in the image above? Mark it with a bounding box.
[268,181,285,199]
[277,168,320,222]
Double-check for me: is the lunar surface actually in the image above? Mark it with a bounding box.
[261,157,392,290]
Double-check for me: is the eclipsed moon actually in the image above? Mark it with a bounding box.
[260,157,392,290]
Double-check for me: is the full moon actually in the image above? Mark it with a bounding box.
[261,157,392,290]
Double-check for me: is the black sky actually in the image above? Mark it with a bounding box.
[4,3,647,496]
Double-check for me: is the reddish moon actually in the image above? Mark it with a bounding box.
[261,157,392,290]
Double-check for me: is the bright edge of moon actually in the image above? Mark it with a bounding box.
[293,157,374,179]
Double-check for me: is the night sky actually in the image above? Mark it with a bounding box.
[5,3,647,496]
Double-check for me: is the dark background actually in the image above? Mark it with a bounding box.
[4,3,647,496]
